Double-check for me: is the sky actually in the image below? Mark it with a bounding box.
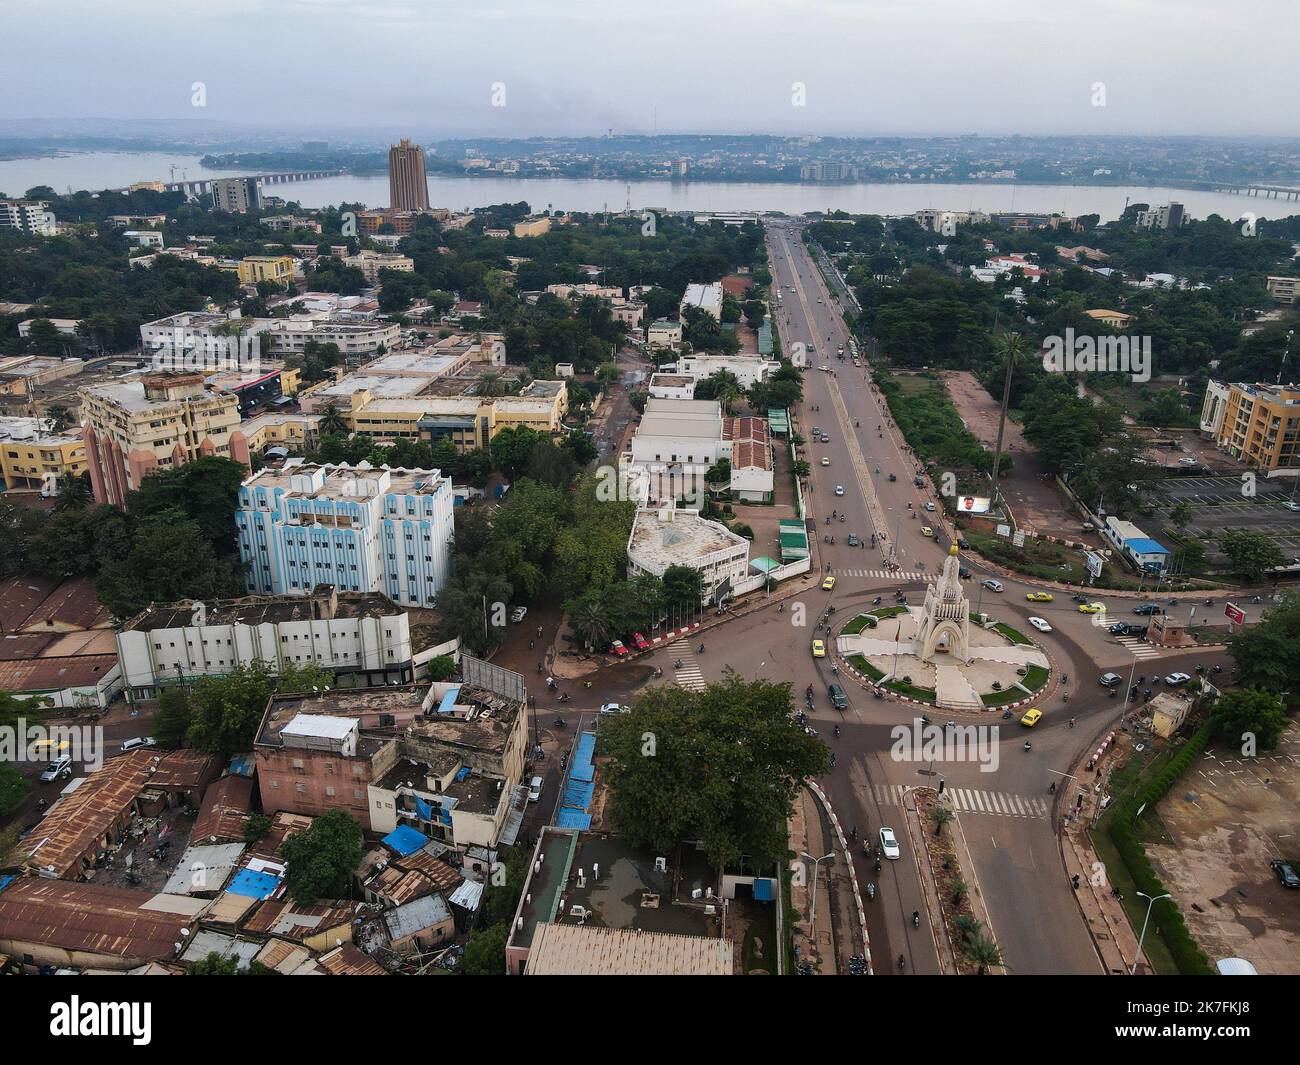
[2,0,1297,139]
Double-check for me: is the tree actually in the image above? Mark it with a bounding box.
[1169,501,1193,533]
[1212,687,1289,752]
[461,923,508,975]
[281,809,363,904]
[188,951,241,975]
[598,673,828,870]
[929,806,952,835]
[318,403,348,436]
[969,933,1003,975]
[185,661,333,758]
[662,565,703,612]
[154,687,193,748]
[53,472,91,511]
[1219,529,1284,582]
[244,814,272,844]
[44,403,73,433]
[0,761,28,820]
[1228,592,1300,696]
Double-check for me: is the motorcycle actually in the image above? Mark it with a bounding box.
[558,691,571,703]
[866,883,876,901]
[872,596,882,605]
[874,858,881,873]
[1023,741,1032,751]
[555,717,567,729]
[675,659,683,669]
[651,667,663,678]
[698,644,705,654]
[912,911,921,928]
[833,724,841,738]
[1048,781,1056,794]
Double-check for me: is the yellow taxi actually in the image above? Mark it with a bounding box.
[1077,601,1106,614]
[920,526,934,538]
[822,575,836,590]
[1020,707,1043,727]
[1025,591,1053,602]
[811,639,826,658]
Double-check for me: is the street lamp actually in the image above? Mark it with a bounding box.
[1131,891,1171,975]
[801,851,834,942]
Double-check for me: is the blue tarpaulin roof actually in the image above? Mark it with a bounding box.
[1125,537,1169,555]
[227,868,281,899]
[437,686,462,714]
[753,878,775,901]
[0,874,15,894]
[382,825,428,856]
[227,754,255,777]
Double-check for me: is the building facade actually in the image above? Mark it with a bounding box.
[235,461,454,608]
[388,139,430,212]
[0,416,86,492]
[116,587,414,700]
[0,199,56,235]
[211,177,262,214]
[80,372,243,507]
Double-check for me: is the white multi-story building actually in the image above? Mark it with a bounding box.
[1134,202,1186,230]
[235,461,454,609]
[115,587,414,701]
[675,354,778,388]
[680,282,723,320]
[0,199,57,236]
[627,505,750,603]
[1199,380,1231,438]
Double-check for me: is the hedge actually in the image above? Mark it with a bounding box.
[1104,715,1217,975]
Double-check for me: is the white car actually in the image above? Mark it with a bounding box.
[120,737,156,752]
[1283,501,1300,512]
[1164,672,1192,686]
[834,485,845,496]
[879,826,901,860]
[923,501,936,511]
[527,776,543,802]
[600,702,629,715]
[510,606,528,623]
[1028,616,1052,633]
[39,757,72,783]
[1177,457,1197,467]
[981,578,1003,592]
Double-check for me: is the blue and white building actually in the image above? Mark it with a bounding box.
[236,460,454,608]
[1103,517,1170,573]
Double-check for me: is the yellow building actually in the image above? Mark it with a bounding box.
[237,255,294,287]
[1084,309,1134,329]
[230,411,322,458]
[80,372,243,507]
[0,417,86,492]
[513,217,552,239]
[1216,382,1300,471]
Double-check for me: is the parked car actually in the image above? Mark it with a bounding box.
[609,640,629,657]
[1028,616,1052,633]
[510,606,528,623]
[120,737,155,752]
[828,683,848,710]
[527,776,543,802]
[1272,859,1300,889]
[40,757,72,783]
[630,632,650,651]
[1284,500,1300,513]
[879,826,901,860]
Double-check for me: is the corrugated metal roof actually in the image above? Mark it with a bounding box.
[526,923,733,976]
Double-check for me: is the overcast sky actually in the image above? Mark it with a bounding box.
[4,0,1297,139]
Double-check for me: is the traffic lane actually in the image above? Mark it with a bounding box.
[967,816,1101,974]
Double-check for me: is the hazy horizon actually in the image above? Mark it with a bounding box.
[2,0,1297,140]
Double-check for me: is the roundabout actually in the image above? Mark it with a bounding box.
[836,546,1051,710]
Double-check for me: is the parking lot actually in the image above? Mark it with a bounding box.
[1151,474,1300,563]
[1148,721,1300,974]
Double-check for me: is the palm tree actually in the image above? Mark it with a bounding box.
[54,472,91,511]
[929,806,953,836]
[571,598,613,652]
[478,370,506,398]
[318,402,347,436]
[968,933,1003,975]
[713,370,743,415]
[953,913,982,942]
[950,878,968,906]
[989,332,1027,508]
[45,403,73,433]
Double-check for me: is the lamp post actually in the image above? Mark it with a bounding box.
[801,851,834,942]
[1132,891,1171,975]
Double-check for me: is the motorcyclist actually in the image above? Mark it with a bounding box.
[912,910,920,927]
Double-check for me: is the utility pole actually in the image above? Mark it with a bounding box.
[990,332,1021,515]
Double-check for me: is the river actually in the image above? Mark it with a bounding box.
[1,150,1294,225]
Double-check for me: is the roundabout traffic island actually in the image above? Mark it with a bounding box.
[835,546,1050,711]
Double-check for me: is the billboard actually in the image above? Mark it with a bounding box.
[1224,603,1246,626]
[1085,551,1104,578]
[957,496,991,514]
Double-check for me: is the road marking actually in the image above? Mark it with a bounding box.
[1114,636,1161,659]
[668,641,707,691]
[874,784,1048,819]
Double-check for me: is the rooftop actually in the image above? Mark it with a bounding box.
[122,588,404,633]
[240,461,448,500]
[629,507,748,569]
[527,923,733,976]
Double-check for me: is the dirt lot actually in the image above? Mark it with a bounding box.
[943,371,1094,543]
[1147,720,1300,973]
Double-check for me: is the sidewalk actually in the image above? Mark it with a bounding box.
[789,787,841,974]
[1055,728,1146,975]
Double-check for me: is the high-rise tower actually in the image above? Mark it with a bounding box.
[388,138,429,211]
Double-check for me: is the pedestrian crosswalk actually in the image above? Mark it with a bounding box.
[669,642,707,691]
[1114,636,1161,659]
[873,783,1049,819]
[832,569,935,582]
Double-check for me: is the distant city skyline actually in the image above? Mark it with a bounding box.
[2,1,1297,138]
